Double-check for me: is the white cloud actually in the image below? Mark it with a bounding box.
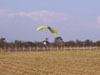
[18,10,68,25]
[0,9,68,25]
[0,9,14,17]
[0,9,15,23]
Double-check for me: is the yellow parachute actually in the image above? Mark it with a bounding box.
[37,26,57,35]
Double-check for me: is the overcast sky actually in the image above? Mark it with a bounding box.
[0,0,100,42]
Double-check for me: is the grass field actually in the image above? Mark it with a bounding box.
[0,50,100,75]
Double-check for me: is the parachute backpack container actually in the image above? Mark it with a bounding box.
[37,26,57,35]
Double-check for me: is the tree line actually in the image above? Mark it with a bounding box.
[0,37,100,48]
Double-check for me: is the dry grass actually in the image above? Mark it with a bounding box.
[0,50,100,75]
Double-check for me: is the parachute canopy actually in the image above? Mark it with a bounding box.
[37,26,57,35]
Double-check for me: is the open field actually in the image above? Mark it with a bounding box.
[0,50,100,75]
